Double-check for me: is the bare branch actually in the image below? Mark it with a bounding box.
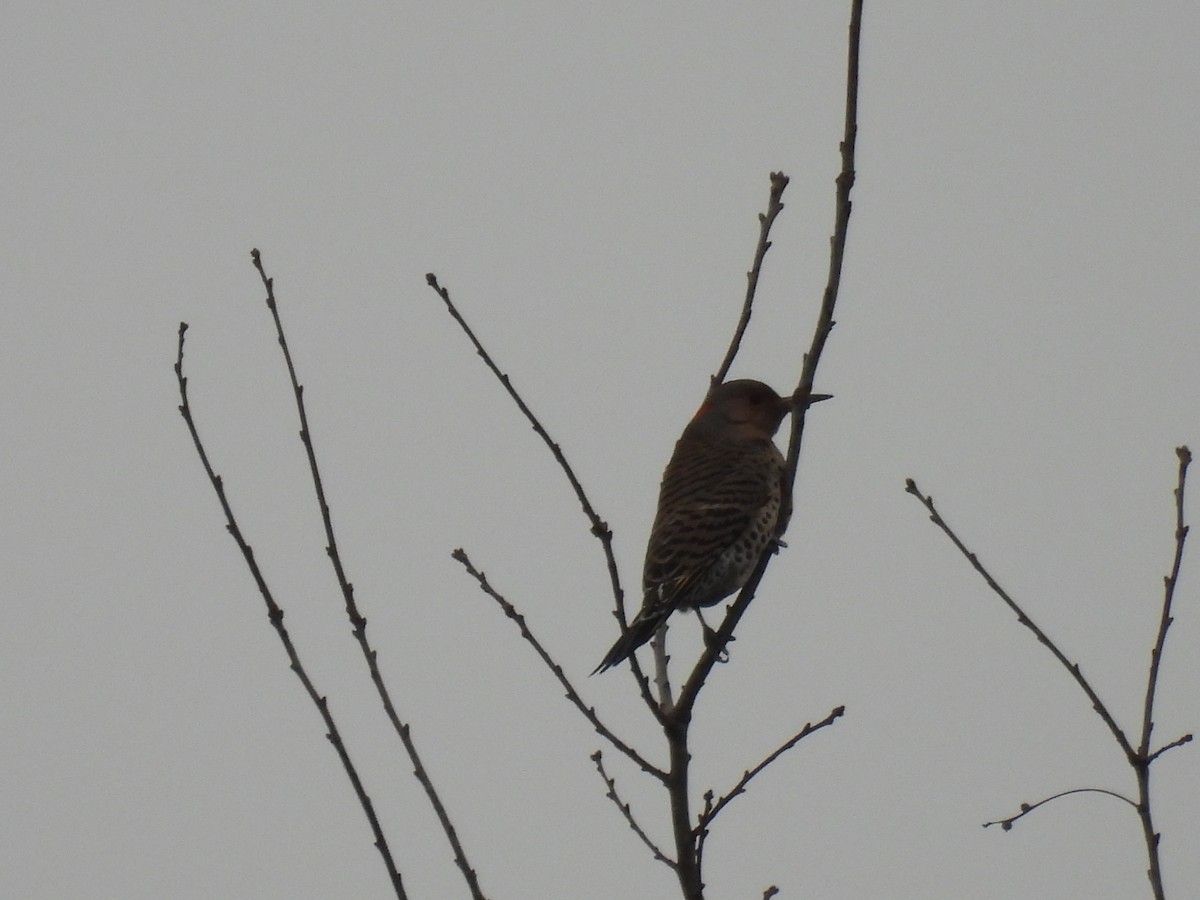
[424,275,622,609]
[592,751,676,869]
[698,706,845,832]
[713,172,790,385]
[248,252,489,900]
[451,548,668,781]
[904,478,1135,760]
[695,707,844,871]
[660,8,863,895]
[653,627,675,713]
[1148,733,1193,764]
[175,322,408,900]
[910,447,1194,900]
[676,0,863,716]
[1133,445,1192,900]
[1139,446,1191,757]
[425,273,663,717]
[982,788,1138,831]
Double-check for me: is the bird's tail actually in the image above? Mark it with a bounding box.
[591,607,669,675]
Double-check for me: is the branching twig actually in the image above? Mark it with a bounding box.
[425,273,663,718]
[592,751,676,869]
[175,322,407,900]
[1141,447,1191,755]
[1148,733,1193,764]
[982,788,1139,831]
[451,548,667,781]
[658,7,863,896]
[695,707,844,870]
[908,445,1193,900]
[251,252,489,900]
[713,171,791,385]
[1133,445,1192,900]
[677,0,863,718]
[697,709,845,828]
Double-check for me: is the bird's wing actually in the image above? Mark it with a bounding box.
[642,441,780,604]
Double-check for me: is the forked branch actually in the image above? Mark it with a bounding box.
[907,445,1193,900]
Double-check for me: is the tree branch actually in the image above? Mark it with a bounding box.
[904,478,1135,759]
[249,252,489,900]
[1133,445,1192,900]
[909,445,1194,900]
[982,788,1139,831]
[425,273,663,717]
[175,322,407,900]
[713,171,791,385]
[695,706,844,871]
[677,0,862,716]
[592,751,676,869]
[452,548,667,781]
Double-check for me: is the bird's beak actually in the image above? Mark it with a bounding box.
[789,391,833,409]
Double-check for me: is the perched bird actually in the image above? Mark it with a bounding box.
[594,379,794,674]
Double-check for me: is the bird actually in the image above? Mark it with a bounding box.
[593,379,796,674]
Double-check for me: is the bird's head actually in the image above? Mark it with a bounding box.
[689,379,791,440]
[688,379,832,442]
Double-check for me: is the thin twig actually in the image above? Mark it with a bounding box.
[1148,733,1193,764]
[1133,445,1191,900]
[591,751,676,869]
[424,273,663,718]
[452,548,667,781]
[698,707,845,829]
[1140,446,1191,757]
[424,275,622,611]
[676,0,863,717]
[662,6,863,894]
[713,172,790,385]
[695,707,844,871]
[653,627,675,713]
[904,478,1135,759]
[909,446,1194,900]
[982,788,1140,831]
[250,252,488,900]
[175,322,407,900]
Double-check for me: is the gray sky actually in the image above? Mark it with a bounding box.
[4,2,1199,898]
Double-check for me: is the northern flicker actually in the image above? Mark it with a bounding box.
[593,379,794,674]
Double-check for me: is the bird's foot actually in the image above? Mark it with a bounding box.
[697,611,734,663]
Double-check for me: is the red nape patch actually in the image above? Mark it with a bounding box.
[692,401,713,420]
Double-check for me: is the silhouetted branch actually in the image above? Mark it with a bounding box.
[698,708,845,828]
[695,707,844,870]
[904,477,1135,759]
[175,322,407,900]
[659,6,862,895]
[429,4,864,896]
[1134,445,1191,900]
[678,0,862,718]
[1148,733,1193,764]
[982,788,1139,831]
[1141,447,1191,755]
[452,548,667,781]
[592,750,676,869]
[425,273,662,718]
[250,252,489,900]
[908,445,1194,900]
[713,171,791,385]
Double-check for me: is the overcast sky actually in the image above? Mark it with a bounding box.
[4,2,1199,898]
